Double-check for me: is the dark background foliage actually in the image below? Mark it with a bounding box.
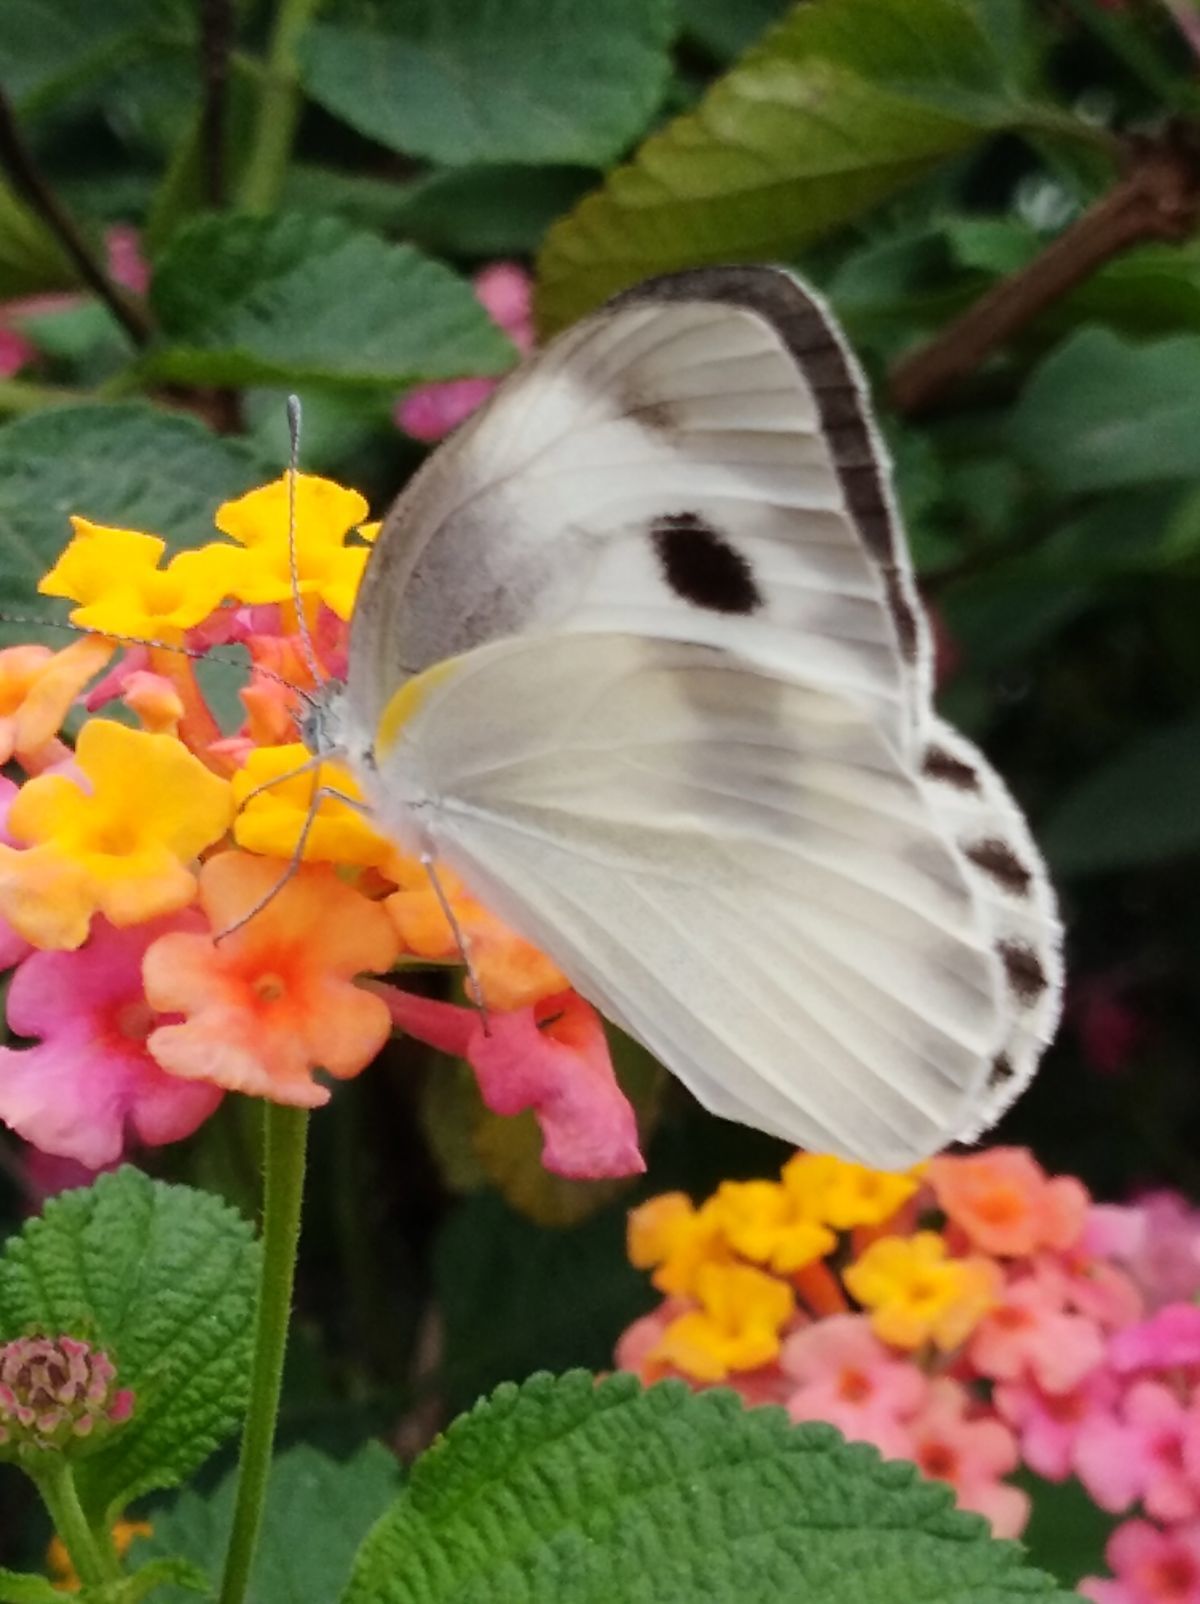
[0,0,1197,1581]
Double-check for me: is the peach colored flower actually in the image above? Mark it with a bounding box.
[144,852,398,1107]
[0,637,113,769]
[928,1147,1089,1257]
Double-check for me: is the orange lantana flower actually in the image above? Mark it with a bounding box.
[144,852,399,1107]
[927,1148,1089,1258]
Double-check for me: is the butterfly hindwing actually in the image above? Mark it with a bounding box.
[369,631,1009,1168]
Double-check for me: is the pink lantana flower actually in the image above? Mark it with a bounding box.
[969,1270,1106,1394]
[995,1366,1121,1483]
[1090,1194,1200,1312]
[1082,1519,1200,1604]
[0,915,222,1168]
[1089,1381,1200,1523]
[1111,1306,1200,1375]
[377,986,643,1180]
[907,1378,1028,1538]
[780,1314,926,1458]
[395,262,533,442]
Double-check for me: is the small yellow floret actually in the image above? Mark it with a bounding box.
[232,744,392,868]
[843,1231,1000,1352]
[651,1262,795,1382]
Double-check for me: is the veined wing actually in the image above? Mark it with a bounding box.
[350,267,928,761]
[373,631,1026,1168]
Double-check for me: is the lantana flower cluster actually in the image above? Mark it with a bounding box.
[0,465,641,1181]
[617,1147,1200,1599]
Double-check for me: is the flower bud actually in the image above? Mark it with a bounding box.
[0,1334,134,1460]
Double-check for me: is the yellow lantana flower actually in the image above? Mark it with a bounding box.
[782,1152,923,1230]
[212,474,373,620]
[627,1193,731,1297]
[652,1262,795,1382]
[40,518,236,643]
[844,1231,1000,1352]
[0,720,233,949]
[232,743,390,868]
[710,1179,836,1274]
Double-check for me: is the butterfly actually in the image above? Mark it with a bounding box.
[306,265,1062,1169]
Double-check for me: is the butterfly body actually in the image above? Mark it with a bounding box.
[312,265,1062,1168]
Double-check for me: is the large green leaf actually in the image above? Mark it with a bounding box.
[1008,327,1200,495]
[343,1372,1073,1604]
[536,0,1040,330]
[148,213,515,389]
[0,1168,259,1523]
[298,0,675,168]
[0,403,270,646]
[1040,715,1200,876]
[134,1443,401,1603]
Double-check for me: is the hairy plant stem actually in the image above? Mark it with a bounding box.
[238,0,323,211]
[0,88,154,350]
[890,126,1200,416]
[218,1103,309,1604]
[34,1460,119,1590]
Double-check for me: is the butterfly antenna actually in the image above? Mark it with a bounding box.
[421,851,491,1036]
[0,611,314,701]
[286,394,324,693]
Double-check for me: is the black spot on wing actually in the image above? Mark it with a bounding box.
[988,1052,1015,1089]
[651,512,763,615]
[610,267,925,666]
[998,939,1048,1006]
[922,745,983,793]
[965,838,1034,897]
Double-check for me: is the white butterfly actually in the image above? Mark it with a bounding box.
[309,266,1062,1169]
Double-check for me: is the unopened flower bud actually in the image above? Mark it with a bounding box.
[0,1335,134,1460]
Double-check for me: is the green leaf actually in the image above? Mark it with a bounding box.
[134,1443,401,1604]
[0,1168,259,1524]
[298,0,675,168]
[1040,714,1200,876]
[283,164,596,257]
[536,0,1036,330]
[148,213,514,389]
[342,1372,1073,1604]
[1009,327,1200,495]
[0,403,270,647]
[0,1569,61,1604]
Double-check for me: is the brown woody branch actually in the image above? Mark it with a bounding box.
[889,125,1200,417]
[0,87,154,349]
[199,0,233,207]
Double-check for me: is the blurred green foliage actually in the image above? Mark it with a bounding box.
[0,0,1199,1584]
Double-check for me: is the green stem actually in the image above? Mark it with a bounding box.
[237,0,323,212]
[34,1460,118,1590]
[218,1103,309,1604]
